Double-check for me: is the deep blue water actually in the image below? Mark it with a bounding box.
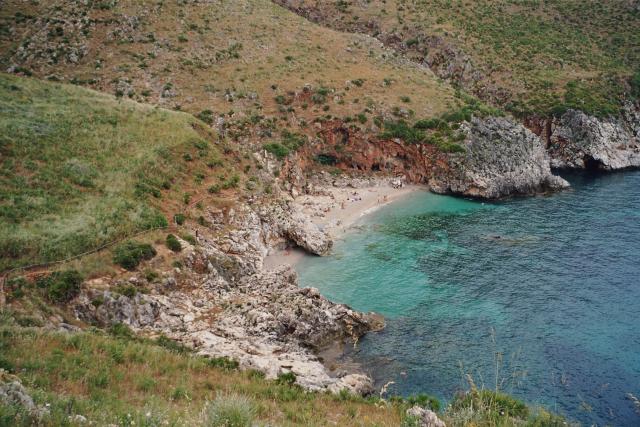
[297,171,640,426]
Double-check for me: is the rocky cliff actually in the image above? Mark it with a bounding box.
[429,117,569,199]
[528,104,640,170]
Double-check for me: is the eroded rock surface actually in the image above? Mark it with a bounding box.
[543,105,640,170]
[430,117,568,199]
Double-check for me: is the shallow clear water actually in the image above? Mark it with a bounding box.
[297,171,640,426]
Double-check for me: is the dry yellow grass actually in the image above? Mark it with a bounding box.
[0,0,457,120]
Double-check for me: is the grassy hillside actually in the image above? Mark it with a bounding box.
[0,0,458,120]
[0,73,246,272]
[0,317,567,426]
[277,0,640,117]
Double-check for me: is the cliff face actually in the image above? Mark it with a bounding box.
[430,117,569,199]
[528,104,640,171]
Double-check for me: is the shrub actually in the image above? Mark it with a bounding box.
[174,213,186,225]
[276,371,297,386]
[108,323,135,339]
[414,118,448,130]
[222,175,240,189]
[166,234,182,252]
[37,270,83,303]
[451,389,529,421]
[314,153,338,165]
[380,120,425,144]
[113,241,156,270]
[263,143,290,159]
[197,109,215,125]
[156,334,190,354]
[114,284,137,298]
[6,276,28,301]
[207,357,239,371]
[407,394,441,411]
[206,394,256,427]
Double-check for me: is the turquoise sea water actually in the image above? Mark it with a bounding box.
[297,171,640,426]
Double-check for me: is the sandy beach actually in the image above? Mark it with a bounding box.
[263,182,427,269]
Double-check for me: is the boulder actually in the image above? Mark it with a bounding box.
[406,406,447,427]
[328,374,375,396]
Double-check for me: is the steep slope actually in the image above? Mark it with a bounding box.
[0,72,249,271]
[0,0,457,120]
[275,0,640,117]
[275,0,640,171]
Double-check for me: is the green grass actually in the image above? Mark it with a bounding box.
[0,73,229,271]
[283,0,640,117]
[0,319,570,426]
[0,321,407,426]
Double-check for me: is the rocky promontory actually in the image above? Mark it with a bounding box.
[430,117,569,199]
[530,104,640,171]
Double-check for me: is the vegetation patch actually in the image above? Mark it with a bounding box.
[0,74,233,272]
[36,270,83,303]
[112,240,156,270]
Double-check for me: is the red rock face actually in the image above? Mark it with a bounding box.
[523,116,555,149]
[291,119,448,183]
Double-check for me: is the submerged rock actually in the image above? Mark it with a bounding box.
[430,116,569,199]
[545,105,640,170]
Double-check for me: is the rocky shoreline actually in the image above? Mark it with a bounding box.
[72,191,386,394]
[67,101,640,394]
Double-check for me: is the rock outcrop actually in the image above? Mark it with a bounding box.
[430,117,569,199]
[259,202,333,255]
[73,204,380,394]
[0,371,49,418]
[540,105,640,170]
[406,406,447,427]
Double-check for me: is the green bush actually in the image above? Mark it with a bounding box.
[196,109,215,125]
[156,334,190,354]
[207,357,240,371]
[276,372,297,386]
[113,241,156,270]
[263,143,290,159]
[314,153,338,165]
[451,389,529,421]
[108,323,135,339]
[174,213,186,225]
[6,276,28,301]
[166,234,182,252]
[380,120,425,144]
[414,118,448,130]
[206,394,256,427]
[37,270,83,303]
